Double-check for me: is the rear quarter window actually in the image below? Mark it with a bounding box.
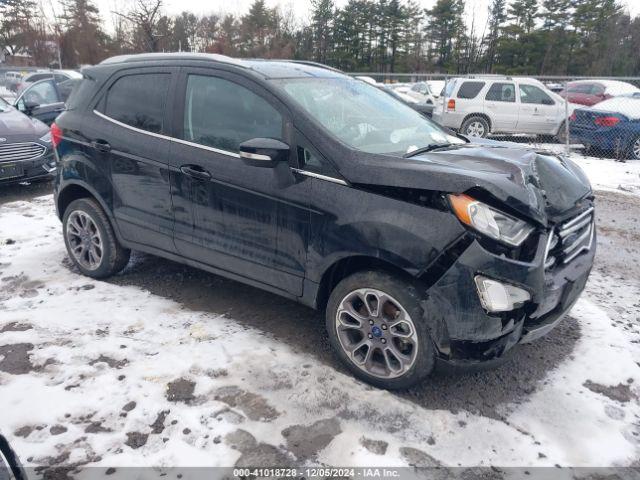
[65,77,95,111]
[457,81,485,99]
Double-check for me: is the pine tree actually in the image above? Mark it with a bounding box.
[60,0,108,65]
[311,0,334,64]
[484,0,507,72]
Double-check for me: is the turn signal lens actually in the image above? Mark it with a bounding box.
[449,194,534,247]
[51,122,63,148]
[594,116,620,127]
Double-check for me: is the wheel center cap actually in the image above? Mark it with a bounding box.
[371,325,383,338]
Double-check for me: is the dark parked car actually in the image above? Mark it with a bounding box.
[0,96,56,185]
[14,78,79,125]
[52,54,595,389]
[570,97,640,160]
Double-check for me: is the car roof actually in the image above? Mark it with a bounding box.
[98,53,346,79]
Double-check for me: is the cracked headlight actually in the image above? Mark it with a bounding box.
[449,194,534,247]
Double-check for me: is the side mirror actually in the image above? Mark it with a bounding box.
[239,138,290,168]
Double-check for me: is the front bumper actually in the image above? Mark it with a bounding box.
[0,151,56,186]
[422,226,595,366]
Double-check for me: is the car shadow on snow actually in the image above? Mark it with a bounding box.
[105,252,580,420]
[0,179,53,206]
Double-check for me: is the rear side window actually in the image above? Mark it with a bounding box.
[103,73,170,134]
[182,75,283,152]
[457,81,485,99]
[485,82,516,102]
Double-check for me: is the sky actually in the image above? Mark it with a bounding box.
[49,0,640,34]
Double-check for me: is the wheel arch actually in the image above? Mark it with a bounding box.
[56,181,112,222]
[314,255,417,312]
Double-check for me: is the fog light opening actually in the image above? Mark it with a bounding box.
[474,275,531,313]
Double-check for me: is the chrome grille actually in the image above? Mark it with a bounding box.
[0,142,47,163]
[545,207,594,269]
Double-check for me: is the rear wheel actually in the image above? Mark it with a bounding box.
[62,198,130,278]
[628,136,640,160]
[460,116,489,138]
[326,271,436,389]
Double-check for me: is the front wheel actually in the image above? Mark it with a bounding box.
[460,116,490,138]
[326,271,436,389]
[62,198,130,279]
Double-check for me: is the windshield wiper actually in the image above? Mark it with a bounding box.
[403,143,456,158]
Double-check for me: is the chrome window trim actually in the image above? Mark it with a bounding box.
[290,168,348,185]
[93,110,241,159]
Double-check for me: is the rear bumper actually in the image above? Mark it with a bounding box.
[570,125,635,151]
[423,227,595,367]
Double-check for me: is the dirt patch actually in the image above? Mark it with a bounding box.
[399,446,440,467]
[166,378,196,403]
[0,343,35,374]
[84,422,112,434]
[583,380,636,403]
[0,322,32,333]
[281,417,341,461]
[50,425,68,436]
[214,386,279,422]
[225,429,291,467]
[150,410,170,434]
[88,355,128,369]
[360,437,388,455]
[125,432,148,449]
[122,401,136,412]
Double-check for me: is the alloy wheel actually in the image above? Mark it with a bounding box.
[66,211,103,271]
[633,138,640,160]
[466,121,486,137]
[335,288,419,379]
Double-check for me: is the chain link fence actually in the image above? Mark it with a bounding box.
[348,73,640,162]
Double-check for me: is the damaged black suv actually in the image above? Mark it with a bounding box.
[52,54,595,389]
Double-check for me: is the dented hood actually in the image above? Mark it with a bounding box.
[341,143,592,226]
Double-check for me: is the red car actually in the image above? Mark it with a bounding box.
[560,80,640,106]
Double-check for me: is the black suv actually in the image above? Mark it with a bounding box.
[52,54,595,389]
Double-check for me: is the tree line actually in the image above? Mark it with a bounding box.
[1,0,639,76]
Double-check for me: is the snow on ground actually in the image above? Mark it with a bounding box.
[0,87,16,103]
[0,195,639,470]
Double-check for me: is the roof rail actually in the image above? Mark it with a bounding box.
[100,52,246,68]
[255,59,343,74]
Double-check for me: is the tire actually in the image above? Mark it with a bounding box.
[555,121,568,144]
[62,198,130,279]
[460,116,490,138]
[627,136,640,160]
[325,270,436,389]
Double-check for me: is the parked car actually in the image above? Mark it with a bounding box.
[0,96,56,185]
[377,84,434,117]
[559,80,640,106]
[15,69,82,95]
[52,54,594,389]
[570,97,640,160]
[14,78,79,125]
[0,432,26,480]
[4,71,24,92]
[403,81,437,105]
[433,76,574,141]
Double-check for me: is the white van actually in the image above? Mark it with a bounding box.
[433,75,574,141]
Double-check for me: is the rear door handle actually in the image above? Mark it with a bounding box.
[91,139,111,152]
[180,164,212,181]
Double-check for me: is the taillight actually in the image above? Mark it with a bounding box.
[594,116,620,127]
[51,122,63,148]
[447,99,456,110]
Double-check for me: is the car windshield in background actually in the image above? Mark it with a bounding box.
[277,78,463,155]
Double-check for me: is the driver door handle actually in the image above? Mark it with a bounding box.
[91,139,111,152]
[180,164,212,181]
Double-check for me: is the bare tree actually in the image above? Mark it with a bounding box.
[114,0,165,52]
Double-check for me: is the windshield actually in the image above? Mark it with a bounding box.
[276,77,463,155]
